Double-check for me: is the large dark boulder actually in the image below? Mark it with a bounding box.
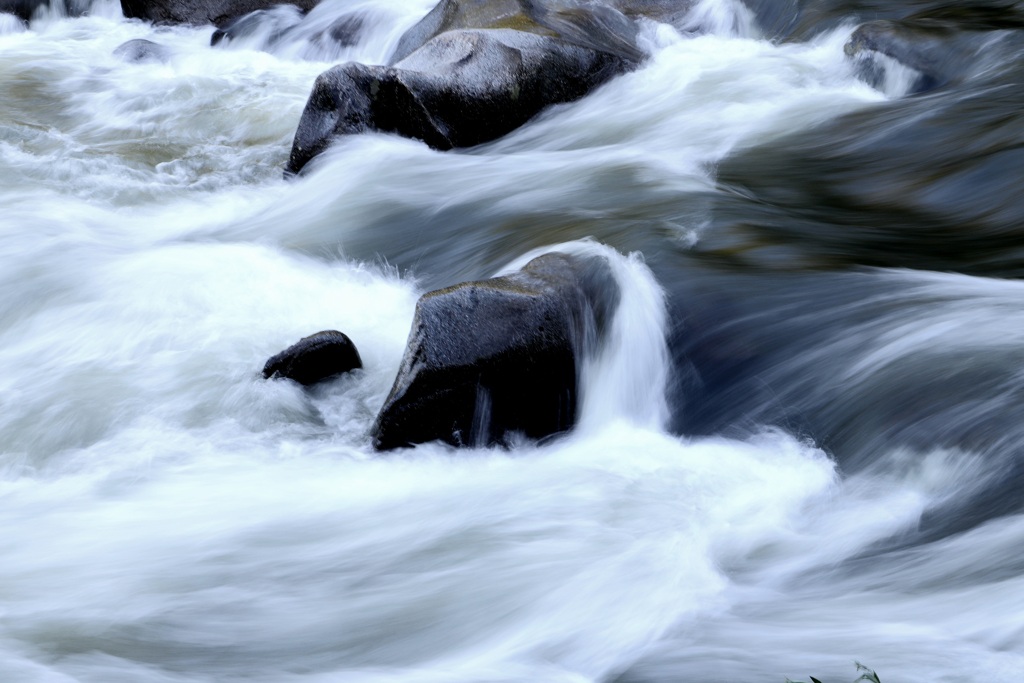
[120,0,318,27]
[286,28,631,175]
[389,0,694,64]
[263,330,362,386]
[371,252,618,450]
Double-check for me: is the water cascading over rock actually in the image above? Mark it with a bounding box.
[286,27,633,174]
[1,0,89,20]
[390,0,696,63]
[371,252,618,450]
[210,7,363,50]
[119,0,319,26]
[285,0,707,174]
[844,16,1024,95]
[113,38,173,63]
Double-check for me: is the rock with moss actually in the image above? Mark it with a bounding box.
[389,0,694,64]
[371,252,618,450]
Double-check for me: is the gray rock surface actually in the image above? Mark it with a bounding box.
[371,252,618,450]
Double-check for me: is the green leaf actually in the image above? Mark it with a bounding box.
[853,663,880,683]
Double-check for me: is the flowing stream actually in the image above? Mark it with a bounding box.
[2,0,1023,681]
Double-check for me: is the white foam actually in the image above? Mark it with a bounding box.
[1,5,1020,683]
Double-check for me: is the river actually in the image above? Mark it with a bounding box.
[1,0,1022,681]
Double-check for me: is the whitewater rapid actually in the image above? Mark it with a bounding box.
[1,0,1022,681]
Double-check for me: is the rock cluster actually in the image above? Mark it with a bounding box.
[283,0,710,173]
[286,28,631,174]
[262,252,617,450]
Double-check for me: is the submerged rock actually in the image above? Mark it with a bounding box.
[371,252,618,450]
[323,14,364,46]
[286,28,630,174]
[113,38,172,63]
[211,6,363,53]
[694,22,1024,278]
[742,0,1024,41]
[263,330,362,386]
[0,10,27,31]
[119,0,318,27]
[210,7,298,46]
[844,18,1024,95]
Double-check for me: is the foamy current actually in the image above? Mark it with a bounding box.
[1,0,1021,681]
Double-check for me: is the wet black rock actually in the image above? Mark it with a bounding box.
[114,38,172,63]
[120,0,318,27]
[286,28,631,175]
[0,0,38,20]
[263,330,362,386]
[371,252,618,450]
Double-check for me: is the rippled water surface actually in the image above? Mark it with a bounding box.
[2,0,1023,681]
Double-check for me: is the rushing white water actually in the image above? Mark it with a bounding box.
[1,0,1022,681]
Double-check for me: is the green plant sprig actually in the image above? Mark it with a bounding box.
[786,662,881,683]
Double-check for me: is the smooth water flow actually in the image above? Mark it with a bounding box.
[2,0,1022,681]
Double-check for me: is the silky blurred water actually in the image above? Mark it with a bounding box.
[1,0,1022,681]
